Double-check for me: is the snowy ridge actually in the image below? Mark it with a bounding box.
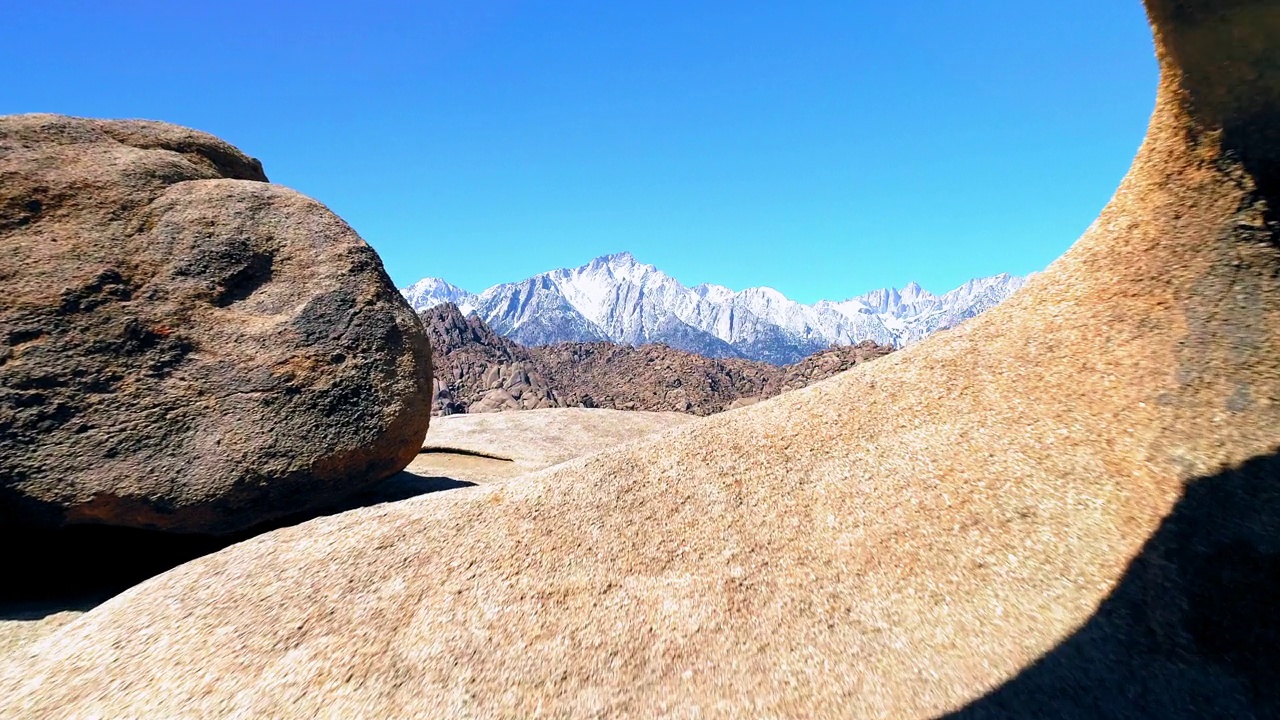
[402,252,1027,364]
[401,277,470,311]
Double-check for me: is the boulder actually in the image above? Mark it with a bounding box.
[3,2,1279,717]
[0,115,432,534]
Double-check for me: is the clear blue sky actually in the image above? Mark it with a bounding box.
[5,1,1156,303]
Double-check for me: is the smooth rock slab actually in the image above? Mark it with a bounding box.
[411,407,697,483]
[0,114,433,534]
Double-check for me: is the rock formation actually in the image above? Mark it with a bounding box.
[423,303,560,413]
[424,302,892,415]
[0,115,433,534]
[3,2,1278,717]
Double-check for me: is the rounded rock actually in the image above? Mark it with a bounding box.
[0,114,433,534]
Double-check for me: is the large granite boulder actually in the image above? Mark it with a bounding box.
[0,115,432,534]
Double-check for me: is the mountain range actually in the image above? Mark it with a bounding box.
[402,252,1027,364]
[421,303,893,416]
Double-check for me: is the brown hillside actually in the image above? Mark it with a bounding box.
[423,302,892,415]
[530,340,891,414]
[422,302,555,414]
[3,2,1278,717]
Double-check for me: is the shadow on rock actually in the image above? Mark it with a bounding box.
[943,449,1280,719]
[323,471,476,508]
[0,471,475,617]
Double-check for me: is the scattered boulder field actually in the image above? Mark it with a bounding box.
[424,301,893,415]
[0,114,434,534]
[3,1,1280,717]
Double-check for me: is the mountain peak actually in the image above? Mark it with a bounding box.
[407,276,458,291]
[400,277,471,311]
[899,281,933,303]
[579,251,661,287]
[596,251,637,267]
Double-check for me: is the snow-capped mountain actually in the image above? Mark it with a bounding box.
[402,252,1027,364]
[401,277,470,310]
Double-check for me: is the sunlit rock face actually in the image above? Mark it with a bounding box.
[0,114,433,535]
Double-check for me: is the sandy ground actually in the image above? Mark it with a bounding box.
[0,609,88,661]
[410,408,697,483]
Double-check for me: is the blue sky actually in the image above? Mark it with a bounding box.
[5,1,1156,303]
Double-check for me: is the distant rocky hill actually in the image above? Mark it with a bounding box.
[423,303,893,416]
[404,252,1025,364]
[424,302,554,414]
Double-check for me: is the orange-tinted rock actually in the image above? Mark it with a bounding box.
[0,115,432,534]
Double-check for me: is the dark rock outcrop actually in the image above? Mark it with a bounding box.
[423,303,558,414]
[0,114,433,534]
[529,340,891,414]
